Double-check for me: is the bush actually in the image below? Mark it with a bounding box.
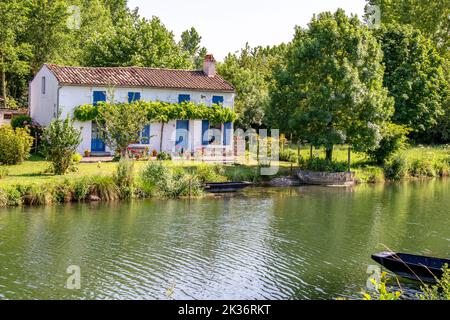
[41,116,82,175]
[11,115,32,129]
[72,177,91,201]
[0,188,21,207]
[157,152,172,161]
[0,125,34,165]
[420,265,450,300]
[300,158,349,172]
[139,162,202,198]
[0,167,9,179]
[89,176,120,201]
[17,184,54,206]
[367,124,410,164]
[384,155,408,180]
[113,158,135,199]
[355,167,385,184]
[279,149,298,163]
[194,164,227,184]
[72,153,83,164]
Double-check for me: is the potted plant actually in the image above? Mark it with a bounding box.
[84,149,91,157]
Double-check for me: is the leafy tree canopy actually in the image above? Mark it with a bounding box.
[269,9,394,159]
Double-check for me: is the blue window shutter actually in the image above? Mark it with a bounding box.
[93,91,106,106]
[140,125,150,144]
[223,122,232,146]
[128,92,141,103]
[202,120,209,146]
[178,94,191,103]
[212,96,224,106]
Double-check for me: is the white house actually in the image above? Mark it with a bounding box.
[29,55,235,156]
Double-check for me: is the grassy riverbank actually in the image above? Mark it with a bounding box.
[0,145,449,207]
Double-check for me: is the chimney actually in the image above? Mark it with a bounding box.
[203,54,216,77]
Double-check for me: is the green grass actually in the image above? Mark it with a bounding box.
[1,145,448,188]
[0,155,297,187]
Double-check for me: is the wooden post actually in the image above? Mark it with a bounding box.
[348,146,351,172]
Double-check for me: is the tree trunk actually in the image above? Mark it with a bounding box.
[1,57,7,108]
[325,146,333,162]
[159,122,165,152]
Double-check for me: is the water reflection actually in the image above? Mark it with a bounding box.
[0,179,448,300]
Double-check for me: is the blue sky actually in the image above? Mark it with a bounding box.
[128,0,367,61]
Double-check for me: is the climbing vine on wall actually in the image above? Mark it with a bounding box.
[73,101,237,124]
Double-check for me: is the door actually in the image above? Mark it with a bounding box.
[176,120,189,153]
[91,122,105,152]
[91,91,106,152]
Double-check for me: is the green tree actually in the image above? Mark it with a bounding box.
[378,24,449,136]
[365,0,450,58]
[0,0,31,108]
[97,102,149,157]
[218,44,286,129]
[25,0,71,73]
[83,15,191,69]
[41,116,82,175]
[179,27,207,69]
[270,10,394,160]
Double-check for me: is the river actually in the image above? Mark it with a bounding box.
[0,179,449,300]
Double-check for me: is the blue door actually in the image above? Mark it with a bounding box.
[91,91,106,152]
[91,122,105,152]
[176,120,189,153]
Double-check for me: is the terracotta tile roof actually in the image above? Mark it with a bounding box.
[45,64,235,92]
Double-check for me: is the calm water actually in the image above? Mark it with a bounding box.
[0,179,449,300]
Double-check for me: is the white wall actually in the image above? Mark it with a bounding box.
[29,66,59,126]
[31,70,235,155]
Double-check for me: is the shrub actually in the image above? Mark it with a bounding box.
[72,153,83,164]
[384,155,408,180]
[195,164,227,183]
[420,265,450,300]
[139,162,202,198]
[0,125,34,165]
[113,158,135,199]
[279,149,298,163]
[355,167,385,184]
[11,115,32,129]
[0,167,9,179]
[18,184,54,206]
[140,161,171,196]
[53,180,74,203]
[0,188,21,207]
[367,124,410,164]
[41,116,82,175]
[72,177,91,201]
[157,152,172,161]
[409,159,437,177]
[89,176,120,201]
[300,158,349,172]
[361,272,402,300]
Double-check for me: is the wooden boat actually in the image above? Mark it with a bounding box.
[371,252,450,284]
[204,182,253,193]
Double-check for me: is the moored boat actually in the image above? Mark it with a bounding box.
[371,252,450,284]
[204,182,253,193]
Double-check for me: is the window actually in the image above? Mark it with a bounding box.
[93,91,106,106]
[212,96,224,106]
[128,92,141,103]
[41,77,46,94]
[3,113,12,120]
[178,94,190,103]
